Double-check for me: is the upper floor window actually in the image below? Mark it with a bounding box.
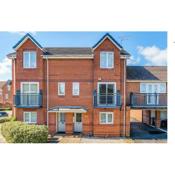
[72,82,80,96]
[23,51,37,68]
[58,82,65,96]
[140,83,166,93]
[100,51,114,69]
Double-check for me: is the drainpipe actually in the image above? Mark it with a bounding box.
[13,58,16,117]
[123,59,126,137]
[46,57,49,127]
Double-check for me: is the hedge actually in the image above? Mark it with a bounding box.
[0,116,16,123]
[1,121,48,143]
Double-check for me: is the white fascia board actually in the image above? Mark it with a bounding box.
[14,36,43,51]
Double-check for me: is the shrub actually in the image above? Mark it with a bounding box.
[0,116,16,123]
[1,121,48,143]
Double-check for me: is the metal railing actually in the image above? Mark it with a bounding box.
[14,92,42,108]
[93,93,121,108]
[130,93,167,108]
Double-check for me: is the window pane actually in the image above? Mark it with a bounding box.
[24,113,30,123]
[76,113,82,122]
[73,83,79,95]
[31,112,37,123]
[30,52,36,68]
[99,84,106,94]
[107,84,114,94]
[107,114,113,123]
[160,84,166,93]
[100,53,107,68]
[100,113,106,123]
[30,84,38,93]
[140,83,146,93]
[107,53,114,68]
[22,84,29,93]
[23,52,30,68]
[59,83,65,95]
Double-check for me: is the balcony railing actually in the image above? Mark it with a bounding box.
[14,92,42,108]
[130,93,167,108]
[93,92,121,108]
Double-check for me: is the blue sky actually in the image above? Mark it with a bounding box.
[0,32,167,81]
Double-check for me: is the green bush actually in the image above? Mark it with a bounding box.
[0,116,16,123]
[1,121,48,143]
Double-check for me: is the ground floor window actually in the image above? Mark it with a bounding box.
[23,112,37,124]
[100,112,114,124]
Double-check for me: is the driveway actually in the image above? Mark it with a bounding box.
[130,122,167,140]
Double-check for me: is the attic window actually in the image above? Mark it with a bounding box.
[100,51,114,69]
[23,51,37,68]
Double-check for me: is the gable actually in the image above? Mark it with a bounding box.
[92,33,123,51]
[13,33,43,51]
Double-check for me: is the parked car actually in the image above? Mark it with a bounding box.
[0,112,8,117]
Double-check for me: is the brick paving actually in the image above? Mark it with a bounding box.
[49,134,167,143]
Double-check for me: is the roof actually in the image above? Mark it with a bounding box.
[0,81,6,89]
[8,33,130,58]
[13,33,43,51]
[93,33,123,50]
[44,47,93,55]
[49,106,87,113]
[127,66,167,81]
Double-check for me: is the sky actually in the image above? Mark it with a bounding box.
[0,31,167,81]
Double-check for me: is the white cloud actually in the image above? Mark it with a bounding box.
[0,57,12,80]
[137,45,167,65]
[127,56,141,65]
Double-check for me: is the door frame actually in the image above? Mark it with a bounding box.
[74,113,83,133]
[57,113,66,132]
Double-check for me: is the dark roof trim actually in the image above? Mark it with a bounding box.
[92,33,123,50]
[13,33,43,51]
[120,49,131,56]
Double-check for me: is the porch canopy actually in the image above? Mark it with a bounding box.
[48,106,87,113]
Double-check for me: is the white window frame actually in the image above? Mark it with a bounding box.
[58,82,65,96]
[99,112,114,124]
[23,112,37,124]
[97,82,116,105]
[72,82,80,96]
[20,82,39,93]
[140,83,166,93]
[23,51,37,69]
[100,51,114,69]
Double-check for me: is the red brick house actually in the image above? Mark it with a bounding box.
[127,66,167,130]
[0,80,12,108]
[0,81,6,108]
[7,33,167,136]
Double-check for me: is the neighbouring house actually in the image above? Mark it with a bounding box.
[127,66,167,130]
[0,81,6,108]
[0,80,12,109]
[7,33,167,136]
